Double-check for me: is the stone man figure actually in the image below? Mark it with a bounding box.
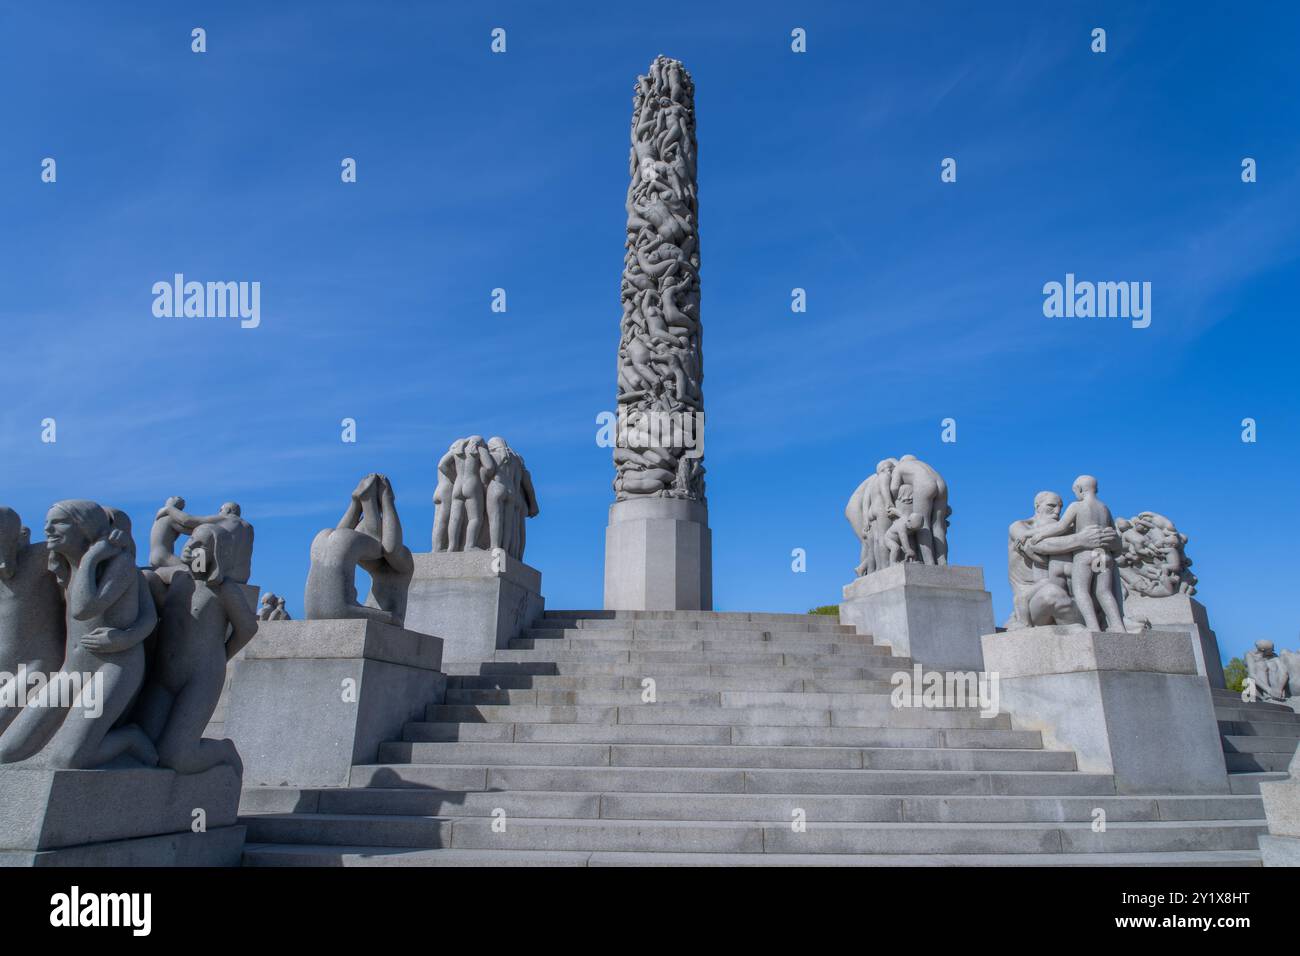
[1246,640,1289,702]
[485,437,539,562]
[0,507,66,734]
[1027,476,1125,632]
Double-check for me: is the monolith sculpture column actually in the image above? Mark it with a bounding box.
[604,55,712,611]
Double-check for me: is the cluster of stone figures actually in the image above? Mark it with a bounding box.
[0,498,257,773]
[1246,641,1300,707]
[846,455,1192,632]
[304,437,537,628]
[0,435,539,775]
[613,55,706,503]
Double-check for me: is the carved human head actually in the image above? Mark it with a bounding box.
[875,458,896,476]
[1256,639,1276,656]
[904,513,924,531]
[0,507,27,580]
[182,522,232,585]
[1072,475,1098,499]
[1033,492,1063,519]
[220,502,241,517]
[44,500,110,559]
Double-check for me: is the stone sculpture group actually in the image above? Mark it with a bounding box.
[432,436,537,560]
[0,498,256,773]
[1246,640,1300,706]
[845,455,950,577]
[613,54,706,503]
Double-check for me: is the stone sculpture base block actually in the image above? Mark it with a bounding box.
[839,564,993,671]
[981,627,1229,794]
[224,619,445,788]
[1260,774,1300,866]
[1123,593,1225,689]
[0,764,244,867]
[402,550,544,665]
[604,498,712,611]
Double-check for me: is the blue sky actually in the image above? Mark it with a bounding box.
[2,1,1297,669]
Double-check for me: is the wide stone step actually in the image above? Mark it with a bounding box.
[1228,772,1287,794]
[456,661,911,680]
[401,721,1045,749]
[514,635,884,655]
[524,628,876,646]
[443,688,727,707]
[241,844,1261,867]
[424,703,1011,729]
[241,814,1265,855]
[1224,751,1295,772]
[545,609,843,625]
[1221,734,1300,754]
[1213,703,1300,724]
[240,787,1263,823]
[1219,718,1300,739]
[535,616,855,633]
[447,673,902,693]
[346,764,1117,796]
[491,642,899,665]
[375,741,1077,772]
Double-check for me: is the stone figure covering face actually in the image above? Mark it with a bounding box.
[305,474,413,625]
[0,506,67,735]
[613,56,706,503]
[1006,490,1124,630]
[0,500,158,769]
[135,520,257,774]
[1246,640,1289,702]
[1115,511,1197,599]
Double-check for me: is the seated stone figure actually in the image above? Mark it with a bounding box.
[0,507,67,735]
[136,520,257,774]
[305,474,413,625]
[0,500,158,769]
[1246,640,1289,702]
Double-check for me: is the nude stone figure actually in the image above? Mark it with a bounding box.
[1028,476,1125,633]
[433,438,498,552]
[0,500,158,769]
[486,437,539,561]
[305,474,413,625]
[1246,640,1289,702]
[150,498,253,585]
[885,512,925,564]
[1005,491,1119,630]
[135,521,256,774]
[889,455,949,566]
[0,507,66,734]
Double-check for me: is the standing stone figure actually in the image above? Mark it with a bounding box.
[149,498,253,585]
[1115,511,1197,598]
[305,474,413,626]
[485,437,539,561]
[1027,476,1126,633]
[0,500,158,769]
[613,55,705,502]
[432,438,497,552]
[258,593,290,621]
[844,455,949,576]
[0,507,66,734]
[1005,491,1120,630]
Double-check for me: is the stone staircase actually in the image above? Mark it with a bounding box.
[239,610,1267,866]
[1214,687,1300,790]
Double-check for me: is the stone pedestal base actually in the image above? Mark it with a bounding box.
[0,765,244,867]
[604,498,712,611]
[839,564,994,671]
[402,550,544,665]
[981,627,1229,794]
[1260,770,1300,866]
[225,619,445,788]
[1123,593,1225,689]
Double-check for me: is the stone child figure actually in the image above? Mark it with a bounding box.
[150,497,254,584]
[1028,476,1125,633]
[885,511,925,564]
[0,500,158,769]
[306,474,413,625]
[889,455,950,565]
[0,507,66,734]
[136,520,257,774]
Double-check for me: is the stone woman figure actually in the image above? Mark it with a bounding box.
[135,520,255,774]
[0,500,157,768]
